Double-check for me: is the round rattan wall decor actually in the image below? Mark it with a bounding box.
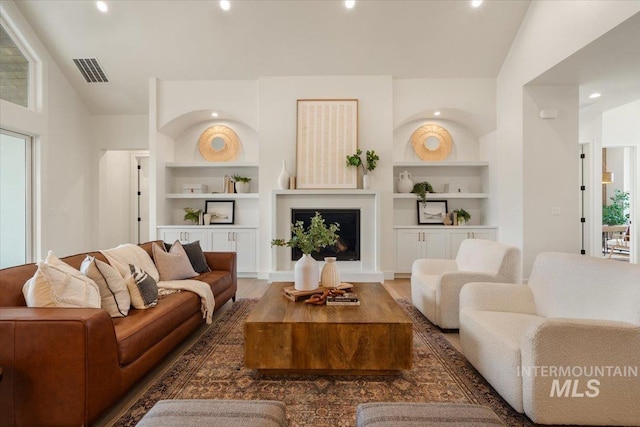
[198,125,239,162]
[411,124,453,161]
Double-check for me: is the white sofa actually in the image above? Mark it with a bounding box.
[460,252,640,426]
[411,239,521,329]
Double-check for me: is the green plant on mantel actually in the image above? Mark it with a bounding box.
[183,207,202,224]
[346,149,379,175]
[271,212,340,255]
[231,174,252,183]
[454,208,471,223]
[412,181,435,204]
[602,189,630,225]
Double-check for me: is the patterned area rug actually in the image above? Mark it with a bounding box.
[114,299,534,427]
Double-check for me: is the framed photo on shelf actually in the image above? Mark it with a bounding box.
[417,200,448,225]
[205,200,235,224]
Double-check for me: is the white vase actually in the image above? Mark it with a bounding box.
[235,181,250,193]
[277,160,290,190]
[294,254,319,291]
[397,170,413,193]
[320,257,340,288]
[203,213,212,225]
[362,174,370,190]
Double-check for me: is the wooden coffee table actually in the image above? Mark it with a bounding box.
[244,282,412,374]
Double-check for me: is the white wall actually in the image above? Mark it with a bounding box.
[1,1,95,259]
[257,76,394,278]
[92,114,148,150]
[523,85,581,274]
[98,150,133,248]
[496,1,640,276]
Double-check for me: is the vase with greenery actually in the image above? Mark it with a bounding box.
[183,207,202,224]
[454,208,471,225]
[412,181,435,204]
[271,212,340,290]
[231,174,252,194]
[602,189,630,225]
[346,149,379,189]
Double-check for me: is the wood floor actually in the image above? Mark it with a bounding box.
[95,278,461,426]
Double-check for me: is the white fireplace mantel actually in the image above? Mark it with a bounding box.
[269,190,384,283]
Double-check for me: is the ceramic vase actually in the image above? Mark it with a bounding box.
[294,254,319,291]
[277,160,290,190]
[362,174,370,190]
[397,170,413,193]
[320,257,340,288]
[203,213,212,225]
[235,181,250,193]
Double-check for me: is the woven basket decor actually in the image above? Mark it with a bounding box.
[198,125,239,162]
[411,124,453,161]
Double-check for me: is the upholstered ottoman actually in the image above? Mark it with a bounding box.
[136,399,287,427]
[356,402,505,426]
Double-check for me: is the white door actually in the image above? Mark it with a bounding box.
[136,156,150,244]
[422,230,446,259]
[210,229,232,252]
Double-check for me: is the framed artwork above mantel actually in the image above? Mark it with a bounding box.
[296,99,358,189]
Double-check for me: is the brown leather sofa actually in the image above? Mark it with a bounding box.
[0,241,237,427]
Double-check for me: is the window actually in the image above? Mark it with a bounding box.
[0,20,30,107]
[0,129,32,268]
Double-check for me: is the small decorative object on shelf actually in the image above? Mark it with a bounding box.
[454,208,471,226]
[183,207,202,224]
[231,174,252,194]
[289,176,296,190]
[320,257,340,288]
[203,213,212,225]
[277,160,290,190]
[417,200,448,225]
[397,170,414,193]
[271,212,340,291]
[346,149,379,189]
[412,181,435,203]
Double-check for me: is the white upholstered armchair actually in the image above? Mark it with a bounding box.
[460,252,640,425]
[411,239,521,329]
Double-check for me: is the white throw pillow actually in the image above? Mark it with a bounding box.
[23,251,100,308]
[103,243,160,282]
[81,255,131,317]
[153,241,199,281]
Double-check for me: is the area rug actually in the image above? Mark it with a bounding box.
[114,299,535,427]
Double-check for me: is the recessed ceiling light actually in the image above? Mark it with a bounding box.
[220,0,230,11]
[345,0,356,9]
[211,112,219,118]
[96,1,108,13]
[471,0,483,7]
[434,111,441,116]
[589,92,601,99]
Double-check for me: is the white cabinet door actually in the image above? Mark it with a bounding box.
[158,228,211,250]
[447,228,497,258]
[395,229,422,273]
[395,229,446,273]
[210,228,257,274]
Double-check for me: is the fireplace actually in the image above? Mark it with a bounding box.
[291,209,360,261]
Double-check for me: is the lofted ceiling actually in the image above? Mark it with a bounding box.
[14,0,531,115]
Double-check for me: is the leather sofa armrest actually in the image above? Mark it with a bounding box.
[460,282,535,314]
[0,307,121,427]
[204,251,236,274]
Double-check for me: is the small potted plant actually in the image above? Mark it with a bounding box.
[412,181,435,204]
[271,212,340,291]
[231,174,252,194]
[454,208,471,225]
[183,207,202,224]
[346,149,379,189]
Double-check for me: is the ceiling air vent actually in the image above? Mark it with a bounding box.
[73,58,109,83]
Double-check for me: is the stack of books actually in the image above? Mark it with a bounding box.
[326,292,360,306]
